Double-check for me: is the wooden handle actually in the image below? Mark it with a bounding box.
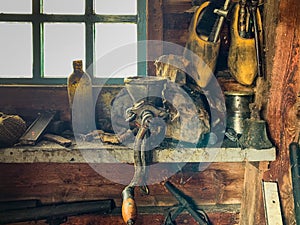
[122,187,137,225]
[122,198,137,225]
[43,133,72,147]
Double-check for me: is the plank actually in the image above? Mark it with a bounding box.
[164,13,192,30]
[0,142,276,163]
[263,0,300,224]
[239,162,267,225]
[147,0,164,76]
[262,182,283,225]
[0,163,244,206]
[7,212,240,225]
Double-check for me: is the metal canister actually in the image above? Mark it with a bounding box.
[224,91,254,134]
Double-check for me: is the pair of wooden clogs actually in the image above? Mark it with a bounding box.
[184,1,262,87]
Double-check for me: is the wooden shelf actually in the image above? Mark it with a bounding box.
[0,141,276,163]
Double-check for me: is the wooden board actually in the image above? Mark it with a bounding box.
[263,0,300,224]
[7,212,240,225]
[0,142,276,163]
[262,182,283,225]
[0,162,245,206]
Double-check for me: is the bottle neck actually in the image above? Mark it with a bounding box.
[73,68,83,74]
[73,60,83,74]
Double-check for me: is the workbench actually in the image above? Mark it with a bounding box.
[0,141,276,163]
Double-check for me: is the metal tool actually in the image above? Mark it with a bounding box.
[208,0,231,43]
[250,0,263,78]
[289,142,300,224]
[163,181,211,225]
[0,199,114,225]
[121,77,169,225]
[238,0,248,38]
[19,111,56,146]
[43,133,72,147]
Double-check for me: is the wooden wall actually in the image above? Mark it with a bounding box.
[0,163,242,224]
[0,0,299,224]
[263,0,300,224]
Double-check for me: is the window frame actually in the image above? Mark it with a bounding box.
[0,0,146,85]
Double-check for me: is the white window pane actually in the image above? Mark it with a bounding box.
[0,23,32,78]
[44,23,85,77]
[0,0,31,14]
[95,23,137,78]
[95,0,136,15]
[43,0,84,14]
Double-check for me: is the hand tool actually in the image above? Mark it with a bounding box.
[163,181,211,225]
[121,77,169,225]
[43,133,72,147]
[0,199,114,225]
[19,111,56,146]
[289,142,300,225]
[208,0,231,43]
[249,0,264,78]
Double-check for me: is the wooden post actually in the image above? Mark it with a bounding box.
[239,162,267,225]
[147,0,164,76]
[263,0,300,224]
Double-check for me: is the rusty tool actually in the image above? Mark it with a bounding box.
[163,181,211,225]
[121,77,169,225]
[19,111,56,146]
[122,112,152,225]
[0,199,114,225]
[250,0,263,78]
[238,0,248,38]
[208,0,231,43]
[43,133,72,147]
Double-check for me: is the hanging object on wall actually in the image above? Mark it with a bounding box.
[227,1,263,86]
[0,112,26,147]
[183,1,221,88]
[67,60,94,135]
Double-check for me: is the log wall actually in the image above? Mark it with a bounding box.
[0,0,299,224]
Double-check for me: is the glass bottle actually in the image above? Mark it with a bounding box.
[67,60,94,135]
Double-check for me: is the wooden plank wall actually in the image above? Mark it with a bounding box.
[263,0,300,224]
[1,0,299,224]
[0,163,242,224]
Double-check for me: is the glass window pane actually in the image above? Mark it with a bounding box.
[95,23,137,78]
[95,0,136,15]
[0,23,32,78]
[43,0,84,14]
[44,23,85,77]
[0,0,31,14]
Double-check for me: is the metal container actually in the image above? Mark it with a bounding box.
[224,91,254,134]
[124,76,167,106]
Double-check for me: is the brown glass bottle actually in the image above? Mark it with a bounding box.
[67,60,94,135]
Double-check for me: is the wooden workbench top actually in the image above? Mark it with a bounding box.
[0,141,276,163]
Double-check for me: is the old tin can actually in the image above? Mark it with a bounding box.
[224,91,254,134]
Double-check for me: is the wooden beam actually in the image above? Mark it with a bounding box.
[1,213,240,225]
[239,162,267,225]
[147,0,164,76]
[262,182,283,225]
[263,0,300,224]
[0,143,276,163]
[0,163,245,206]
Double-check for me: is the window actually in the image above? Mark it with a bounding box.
[0,0,146,84]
